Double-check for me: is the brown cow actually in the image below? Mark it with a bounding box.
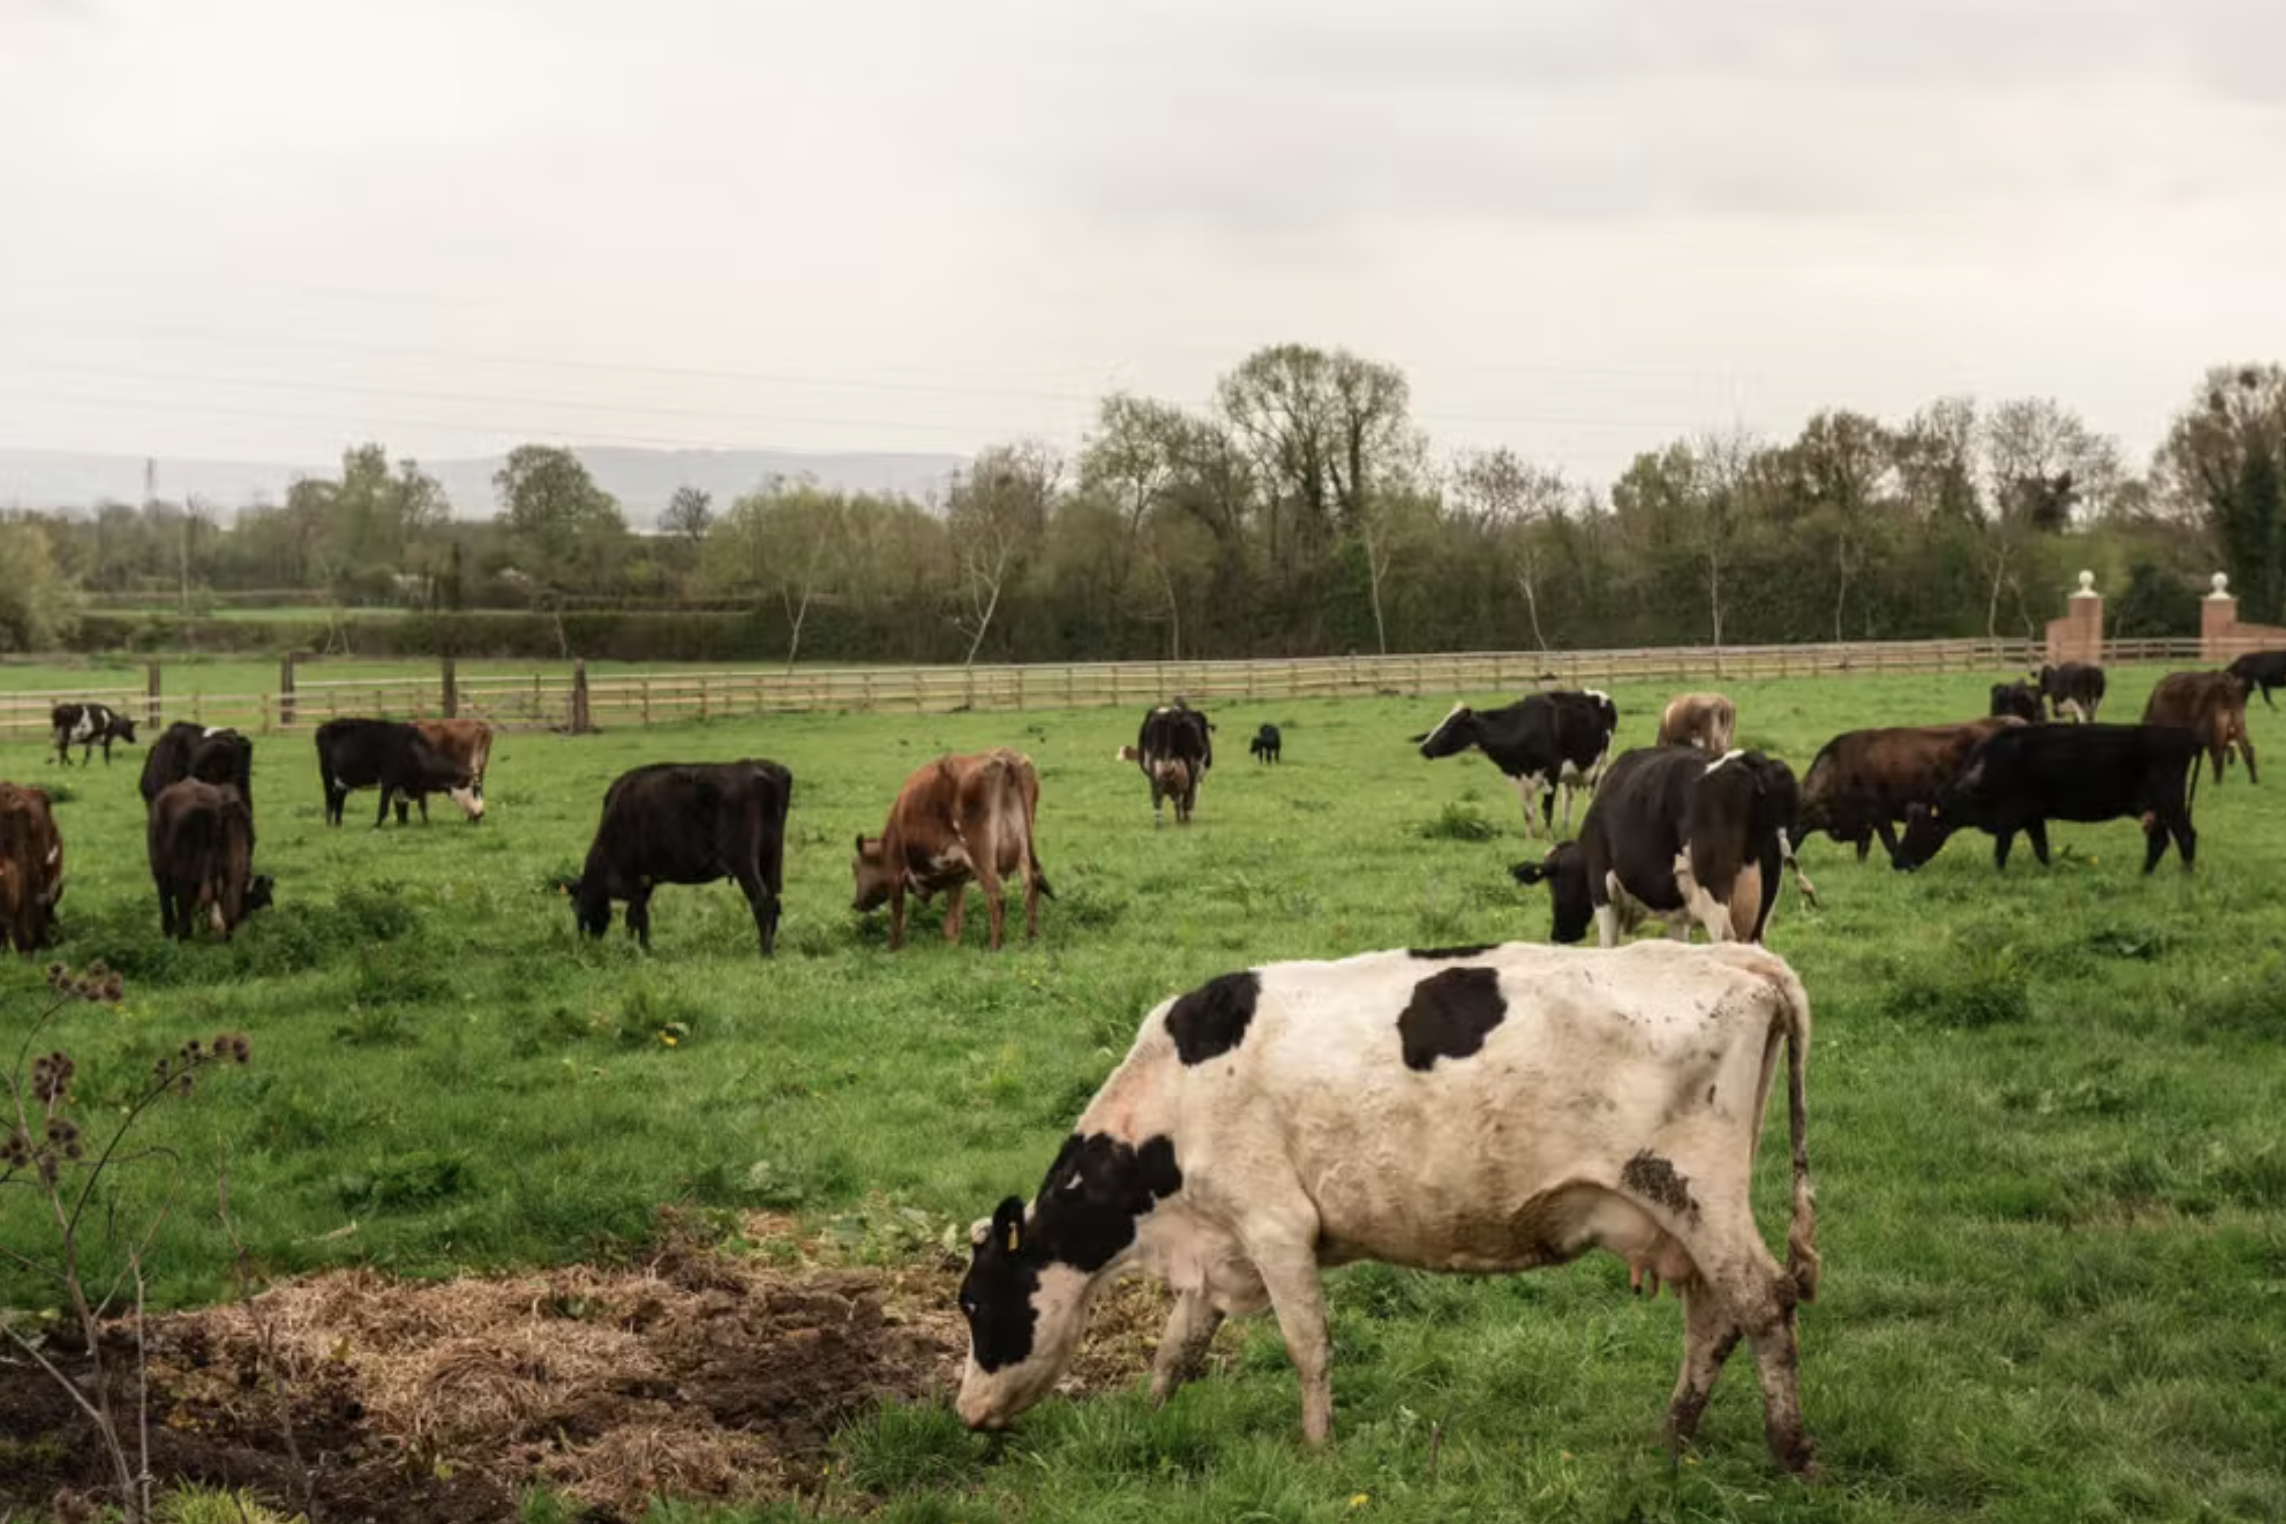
[401,718,494,823]
[0,782,64,955]
[147,779,273,942]
[1798,717,2027,866]
[1657,692,1737,753]
[852,749,1053,950]
[2142,671,2257,785]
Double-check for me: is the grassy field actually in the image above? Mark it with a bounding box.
[4,669,2284,1522]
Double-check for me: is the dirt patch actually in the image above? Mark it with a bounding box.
[0,1219,1186,1522]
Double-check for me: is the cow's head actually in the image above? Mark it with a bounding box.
[449,777,486,823]
[557,875,614,938]
[851,834,895,912]
[1414,703,1476,759]
[246,874,276,915]
[113,717,139,745]
[1510,841,1593,943]
[956,1132,1183,1433]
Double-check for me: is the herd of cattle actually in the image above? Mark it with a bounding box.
[6,653,2283,1475]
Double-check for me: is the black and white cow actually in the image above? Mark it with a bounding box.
[564,759,793,956]
[313,717,476,828]
[2035,662,2106,723]
[49,703,138,766]
[953,940,1822,1473]
[1510,746,1815,946]
[1894,722,2202,873]
[1988,681,2044,724]
[1414,690,1618,837]
[2227,650,2286,710]
[1125,702,1214,826]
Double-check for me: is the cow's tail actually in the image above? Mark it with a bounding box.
[993,750,1054,899]
[1774,960,1821,1305]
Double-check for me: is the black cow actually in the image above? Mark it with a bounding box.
[1415,689,1618,837]
[1510,746,1813,946]
[1894,723,2201,873]
[2035,663,2106,723]
[1989,681,2044,724]
[313,717,475,828]
[2227,650,2286,709]
[563,759,793,957]
[1249,723,1283,764]
[147,779,274,941]
[1128,702,1213,825]
[50,702,138,766]
[143,722,258,850]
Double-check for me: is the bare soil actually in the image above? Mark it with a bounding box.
[0,1217,1177,1522]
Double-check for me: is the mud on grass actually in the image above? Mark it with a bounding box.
[0,1222,1179,1522]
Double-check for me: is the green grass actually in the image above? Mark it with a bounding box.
[6,667,2286,1522]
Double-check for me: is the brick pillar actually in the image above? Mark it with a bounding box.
[2046,570,2104,666]
[2202,572,2238,662]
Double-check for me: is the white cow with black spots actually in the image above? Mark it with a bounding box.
[954,938,1823,1473]
[1413,690,1619,838]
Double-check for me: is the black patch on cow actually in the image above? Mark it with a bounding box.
[1621,1150,1701,1224]
[1166,971,1261,1065]
[958,1131,1185,1374]
[1397,967,1508,1071]
[1407,943,1496,961]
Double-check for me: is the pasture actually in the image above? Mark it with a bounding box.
[3,668,2284,1523]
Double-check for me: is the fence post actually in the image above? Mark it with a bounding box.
[571,660,592,734]
[277,655,295,729]
[699,674,710,723]
[146,661,162,730]
[441,657,458,719]
[641,676,651,727]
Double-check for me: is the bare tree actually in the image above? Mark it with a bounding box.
[1975,398,2121,636]
[1451,448,1577,652]
[948,441,1059,665]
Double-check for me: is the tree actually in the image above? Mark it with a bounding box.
[1450,449,1578,652]
[1777,411,1895,640]
[0,518,77,651]
[2157,364,2286,624]
[493,445,626,653]
[662,486,715,546]
[1974,398,2121,636]
[946,441,1057,664]
[707,476,847,670]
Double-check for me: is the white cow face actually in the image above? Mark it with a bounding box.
[448,782,485,822]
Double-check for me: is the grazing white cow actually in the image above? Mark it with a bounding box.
[954,939,1822,1473]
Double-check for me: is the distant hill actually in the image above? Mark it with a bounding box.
[0,446,968,527]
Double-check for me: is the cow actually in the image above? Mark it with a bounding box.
[146,779,273,942]
[1656,692,1737,753]
[1414,690,1619,838]
[313,718,476,828]
[852,748,1053,951]
[390,718,495,824]
[2226,649,2286,709]
[952,939,1821,1473]
[0,782,64,955]
[1248,724,1282,764]
[2142,671,2257,785]
[1509,746,1816,947]
[1128,702,1213,826]
[140,722,254,808]
[1894,723,2202,873]
[562,759,792,957]
[1988,681,2044,724]
[1797,717,2028,866]
[2035,662,2106,723]
[49,702,137,766]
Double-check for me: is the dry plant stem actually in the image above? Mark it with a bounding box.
[221,1152,315,1519]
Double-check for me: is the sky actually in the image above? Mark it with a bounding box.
[3,0,2284,487]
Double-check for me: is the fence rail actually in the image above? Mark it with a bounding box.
[0,637,2228,742]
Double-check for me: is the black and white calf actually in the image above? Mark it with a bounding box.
[1511,746,1815,945]
[2035,662,2106,723]
[1414,690,1618,837]
[50,703,138,766]
[954,940,1822,1472]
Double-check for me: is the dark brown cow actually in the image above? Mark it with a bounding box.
[853,749,1053,950]
[2142,671,2257,785]
[0,782,64,955]
[1656,692,1737,753]
[1798,717,2028,866]
[147,779,272,942]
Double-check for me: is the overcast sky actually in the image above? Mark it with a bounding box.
[3,0,2282,484]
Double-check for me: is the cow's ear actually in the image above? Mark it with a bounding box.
[1510,861,1547,885]
[853,833,866,855]
[991,1195,1025,1256]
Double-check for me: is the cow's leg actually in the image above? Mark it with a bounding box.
[1248,1234,1336,1445]
[2241,730,2258,786]
[1873,818,1906,868]
[888,882,908,950]
[1853,830,1871,864]
[1148,1291,1226,1406]
[2023,819,2050,867]
[975,859,1009,951]
[1022,860,1042,943]
[1511,775,1540,840]
[2170,811,2197,871]
[626,886,654,949]
[373,786,395,829]
[1666,1283,1743,1456]
[1992,828,2016,871]
[1594,901,1621,949]
[941,883,969,944]
[156,881,175,939]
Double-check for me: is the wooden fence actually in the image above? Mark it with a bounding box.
[0,637,2219,742]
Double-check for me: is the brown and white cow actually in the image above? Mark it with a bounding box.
[403,718,495,822]
[1511,746,1816,947]
[1798,716,2028,866]
[853,749,1054,950]
[2141,671,2257,785]
[147,779,273,942]
[1656,692,1737,754]
[953,939,1821,1473]
[0,782,65,955]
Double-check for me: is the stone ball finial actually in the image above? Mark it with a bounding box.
[2071,569,2097,597]
[2210,571,2233,600]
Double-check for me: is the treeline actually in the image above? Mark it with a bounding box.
[6,348,2285,663]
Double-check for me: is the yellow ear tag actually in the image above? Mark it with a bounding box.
[1004,1223,1021,1253]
